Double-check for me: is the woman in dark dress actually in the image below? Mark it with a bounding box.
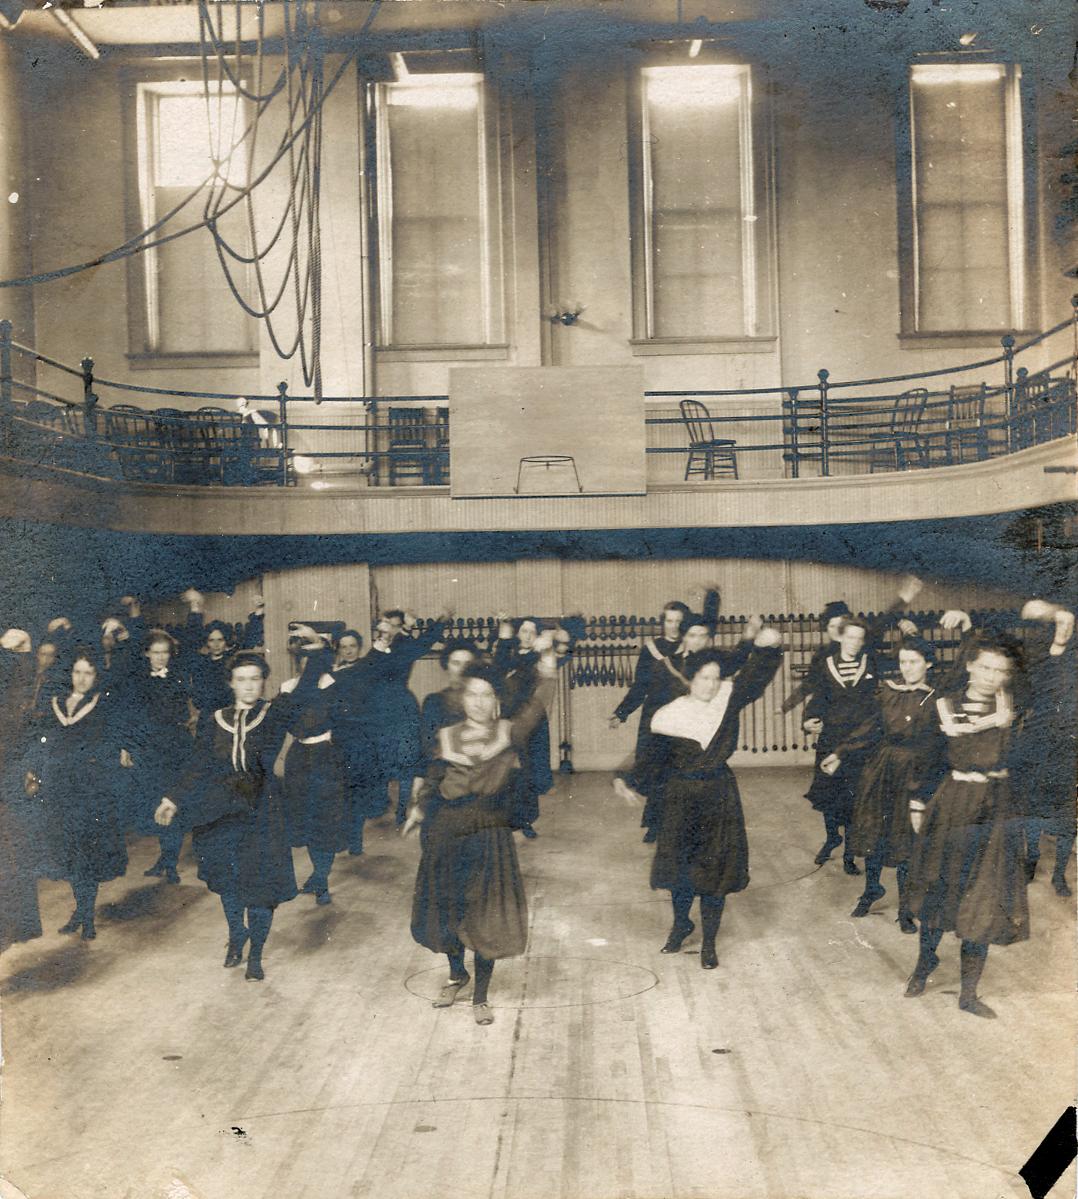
[420,640,481,761]
[802,616,879,875]
[1014,601,1075,896]
[823,636,945,929]
[155,653,297,981]
[492,616,552,838]
[647,629,783,969]
[404,635,558,1025]
[26,649,127,940]
[331,629,370,855]
[275,629,348,905]
[119,629,194,884]
[904,636,1029,1018]
[609,601,690,835]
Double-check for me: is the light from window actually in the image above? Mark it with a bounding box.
[135,81,256,356]
[373,73,503,347]
[638,64,761,340]
[908,62,1025,332]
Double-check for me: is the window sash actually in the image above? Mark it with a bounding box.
[372,76,504,348]
[907,63,1026,333]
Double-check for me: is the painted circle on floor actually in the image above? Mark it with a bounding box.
[405,954,660,1009]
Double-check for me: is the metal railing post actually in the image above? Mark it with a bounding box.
[1014,366,1029,449]
[817,369,830,477]
[277,381,289,486]
[80,355,98,441]
[785,387,800,479]
[0,318,12,453]
[1001,334,1015,453]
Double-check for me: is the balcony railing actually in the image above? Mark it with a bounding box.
[1,306,1074,489]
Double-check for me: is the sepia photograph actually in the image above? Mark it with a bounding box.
[0,1,1075,1197]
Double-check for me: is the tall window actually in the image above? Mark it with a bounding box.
[631,63,773,344]
[131,80,257,359]
[371,72,504,348]
[905,62,1027,334]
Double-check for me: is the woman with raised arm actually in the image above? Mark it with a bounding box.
[647,627,784,970]
[404,633,558,1025]
[420,640,481,761]
[275,627,348,906]
[822,636,945,929]
[903,631,1029,1018]
[802,615,880,875]
[154,653,296,981]
[26,649,127,940]
[119,629,195,884]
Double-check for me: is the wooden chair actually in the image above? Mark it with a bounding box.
[868,388,928,472]
[945,383,989,464]
[104,406,171,481]
[387,406,431,485]
[679,399,738,480]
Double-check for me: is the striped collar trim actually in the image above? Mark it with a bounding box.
[826,654,868,688]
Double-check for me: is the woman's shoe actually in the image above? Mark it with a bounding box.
[896,910,918,935]
[642,829,658,843]
[904,973,928,998]
[520,825,538,839]
[814,836,842,865]
[701,945,718,970]
[1052,873,1072,898]
[224,935,249,968]
[80,919,96,941]
[316,889,332,906]
[245,949,265,981]
[143,859,165,878]
[660,920,695,954]
[851,886,885,918]
[432,974,470,1008]
[842,854,861,876]
[299,874,318,894]
[164,868,181,885]
[958,996,997,1019]
[58,913,82,934]
[472,1002,494,1025]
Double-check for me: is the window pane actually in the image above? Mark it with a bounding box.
[911,64,1015,331]
[378,76,497,346]
[642,65,753,339]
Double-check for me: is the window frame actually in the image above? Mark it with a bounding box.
[896,56,1041,346]
[121,67,259,371]
[364,68,510,358]
[626,54,778,356]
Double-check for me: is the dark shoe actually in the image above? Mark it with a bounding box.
[897,910,918,935]
[814,835,841,865]
[299,874,318,895]
[245,950,264,981]
[642,829,658,844]
[1024,858,1037,884]
[661,920,695,954]
[58,913,82,935]
[143,859,165,878]
[842,855,861,876]
[904,973,928,998]
[701,945,718,970]
[316,889,332,906]
[80,919,96,941]
[164,868,181,885]
[224,935,248,968]
[1052,874,1072,898]
[348,843,364,857]
[959,996,997,1019]
[851,886,885,917]
[520,825,538,839]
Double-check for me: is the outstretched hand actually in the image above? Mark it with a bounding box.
[401,809,423,837]
[940,610,971,632]
[154,798,177,827]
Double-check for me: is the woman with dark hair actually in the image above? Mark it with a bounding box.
[822,636,945,929]
[178,591,235,716]
[420,640,481,760]
[904,634,1029,1018]
[331,628,366,854]
[404,635,558,1024]
[647,628,784,969]
[492,615,552,838]
[333,629,364,673]
[155,652,297,981]
[802,616,879,874]
[26,648,127,940]
[119,629,195,884]
[275,627,348,905]
[609,600,690,838]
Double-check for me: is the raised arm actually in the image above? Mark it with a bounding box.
[729,632,783,711]
[612,646,653,722]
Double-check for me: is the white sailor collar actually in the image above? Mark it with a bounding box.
[52,691,100,727]
[826,653,870,688]
[651,680,734,749]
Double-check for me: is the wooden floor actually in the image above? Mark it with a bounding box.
[1,769,1074,1199]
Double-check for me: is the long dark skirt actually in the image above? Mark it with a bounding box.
[847,746,923,863]
[191,791,297,909]
[126,731,193,836]
[651,767,750,898]
[412,797,528,961]
[0,798,42,952]
[40,778,128,885]
[906,776,1029,946]
[282,741,348,853]
[805,751,866,825]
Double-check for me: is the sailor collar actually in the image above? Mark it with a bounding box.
[826,653,870,688]
[51,691,100,727]
[651,680,735,749]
